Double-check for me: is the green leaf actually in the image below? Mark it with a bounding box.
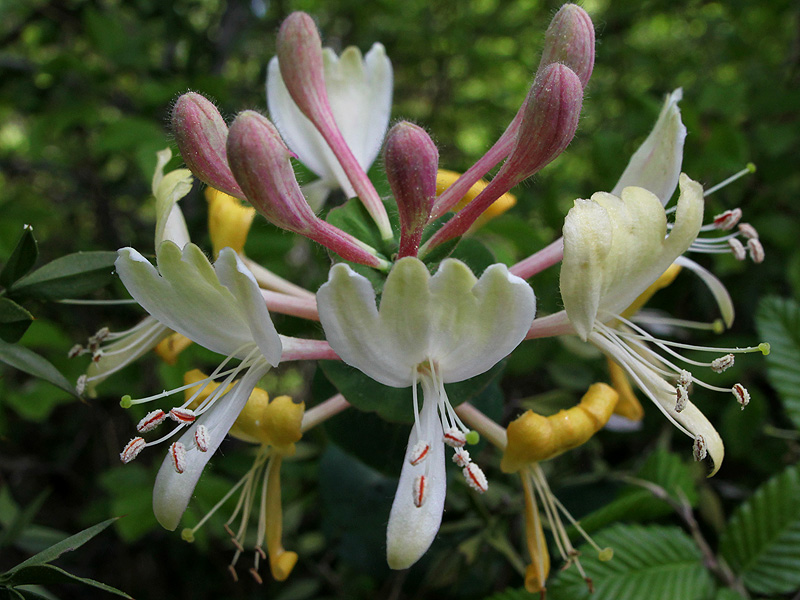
[1,564,131,598]
[0,338,78,397]
[10,251,117,300]
[755,296,800,429]
[577,449,698,534]
[481,588,533,600]
[719,463,800,595]
[0,490,49,549]
[325,196,398,259]
[318,359,505,423]
[548,524,714,600]
[0,298,34,343]
[0,225,38,288]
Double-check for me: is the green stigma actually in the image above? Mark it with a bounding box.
[746,162,757,173]
[759,342,770,355]
[120,395,132,409]
[598,547,614,561]
[465,430,480,445]
[181,528,195,543]
[711,319,725,335]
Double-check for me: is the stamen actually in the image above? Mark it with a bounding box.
[76,374,87,396]
[738,223,759,239]
[137,409,167,433]
[732,383,750,409]
[703,163,756,197]
[712,208,742,230]
[409,441,430,466]
[170,441,187,473]
[443,427,467,448]
[728,238,746,261]
[170,407,197,423]
[677,370,692,388]
[747,238,765,263]
[452,447,471,467]
[91,351,103,363]
[120,437,146,463]
[249,568,263,584]
[413,475,427,508]
[195,424,210,451]
[692,435,707,461]
[463,462,488,493]
[675,385,689,413]
[711,354,735,373]
[227,565,239,582]
[94,326,110,342]
[68,344,84,359]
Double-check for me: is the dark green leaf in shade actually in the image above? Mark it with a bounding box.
[719,463,800,595]
[10,251,118,300]
[0,225,38,288]
[0,298,34,343]
[755,296,800,429]
[318,359,505,423]
[0,338,78,397]
[576,449,698,534]
[547,524,714,600]
[1,564,131,598]
[0,490,49,549]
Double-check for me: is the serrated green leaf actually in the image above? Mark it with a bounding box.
[1,564,131,598]
[0,225,38,288]
[755,296,800,429]
[577,449,698,534]
[10,251,117,300]
[319,359,505,423]
[0,338,78,397]
[481,587,532,600]
[719,463,800,595]
[548,524,714,600]
[0,298,33,343]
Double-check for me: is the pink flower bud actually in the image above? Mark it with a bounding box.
[276,12,392,239]
[538,4,595,88]
[171,92,243,198]
[383,122,438,258]
[227,111,387,269]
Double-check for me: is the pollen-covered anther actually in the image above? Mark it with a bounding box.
[728,238,746,261]
[94,326,110,342]
[675,384,689,413]
[711,354,735,374]
[409,441,431,466]
[170,441,187,473]
[76,374,87,396]
[738,222,759,239]
[413,475,427,508]
[452,447,471,468]
[169,407,197,423]
[137,409,167,433]
[227,565,239,582]
[677,370,693,388]
[120,437,146,463]
[249,568,263,584]
[443,427,467,448]
[463,462,488,493]
[68,344,84,359]
[91,350,103,363]
[747,238,765,263]
[194,424,210,451]
[713,208,742,230]
[732,383,750,409]
[693,435,707,462]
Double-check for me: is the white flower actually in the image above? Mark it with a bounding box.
[316,257,536,568]
[267,43,392,209]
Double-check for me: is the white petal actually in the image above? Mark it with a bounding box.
[612,88,686,205]
[152,148,192,249]
[386,390,446,569]
[675,255,735,328]
[153,363,270,530]
[116,243,263,357]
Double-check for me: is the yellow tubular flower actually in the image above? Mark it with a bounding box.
[621,263,682,318]
[607,358,645,421]
[501,382,618,473]
[154,332,193,365]
[521,472,550,594]
[436,169,517,229]
[206,187,256,258]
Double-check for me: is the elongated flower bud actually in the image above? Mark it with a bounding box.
[171,92,243,198]
[538,3,595,88]
[384,122,438,258]
[277,12,392,240]
[227,111,388,269]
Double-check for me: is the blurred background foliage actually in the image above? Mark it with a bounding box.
[1,0,799,598]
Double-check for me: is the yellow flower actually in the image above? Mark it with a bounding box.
[436,169,516,229]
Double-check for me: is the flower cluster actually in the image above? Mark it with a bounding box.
[78,4,767,594]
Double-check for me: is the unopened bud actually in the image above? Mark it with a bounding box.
[172,92,243,198]
[384,122,437,258]
[538,3,595,88]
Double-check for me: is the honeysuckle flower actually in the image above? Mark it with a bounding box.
[316,256,536,569]
[267,37,392,212]
[436,169,517,230]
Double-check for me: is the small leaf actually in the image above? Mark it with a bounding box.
[0,490,49,549]
[719,463,800,595]
[1,564,131,598]
[0,338,78,397]
[548,524,714,600]
[325,197,399,259]
[10,251,118,300]
[0,298,34,343]
[0,225,38,288]
[755,296,800,429]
